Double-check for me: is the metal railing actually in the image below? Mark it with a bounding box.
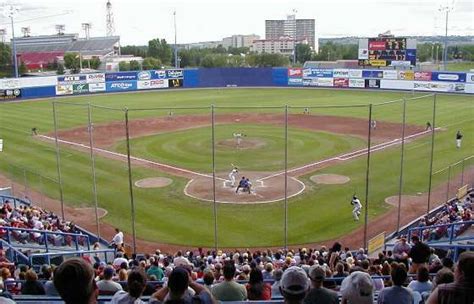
[408,220,474,244]
[28,248,115,266]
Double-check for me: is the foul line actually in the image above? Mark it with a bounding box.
[258,128,439,181]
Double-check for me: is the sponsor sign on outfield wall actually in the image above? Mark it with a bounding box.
[86,73,105,83]
[58,75,87,84]
[413,81,465,93]
[348,69,363,78]
[288,68,303,77]
[56,84,73,95]
[466,73,474,83]
[333,78,349,87]
[105,72,138,82]
[168,78,184,88]
[358,49,368,60]
[368,60,387,67]
[288,78,303,86]
[465,84,474,93]
[88,83,106,92]
[317,78,334,87]
[0,89,21,100]
[137,71,152,80]
[19,76,57,88]
[362,70,384,78]
[349,79,365,88]
[73,83,89,94]
[414,71,432,81]
[303,68,333,78]
[431,72,466,82]
[380,79,414,90]
[166,69,184,79]
[0,78,20,90]
[137,79,169,90]
[333,69,349,78]
[382,70,398,80]
[365,79,380,88]
[398,70,414,80]
[105,81,137,91]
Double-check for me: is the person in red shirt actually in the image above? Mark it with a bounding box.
[246,268,272,300]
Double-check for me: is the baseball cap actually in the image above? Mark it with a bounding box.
[340,271,374,303]
[280,266,309,295]
[168,267,189,294]
[309,265,326,281]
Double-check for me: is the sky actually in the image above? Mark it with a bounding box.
[0,0,472,45]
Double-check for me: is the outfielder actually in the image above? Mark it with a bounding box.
[456,130,463,149]
[228,165,239,187]
[351,195,362,221]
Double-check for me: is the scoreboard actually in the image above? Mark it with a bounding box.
[358,37,416,67]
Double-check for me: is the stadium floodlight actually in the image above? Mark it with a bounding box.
[55,24,65,35]
[82,22,92,40]
[3,5,20,78]
[439,5,452,70]
[173,10,179,68]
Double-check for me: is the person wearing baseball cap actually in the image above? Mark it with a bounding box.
[304,266,338,304]
[280,266,310,304]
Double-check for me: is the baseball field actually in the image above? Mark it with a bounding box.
[0,88,472,249]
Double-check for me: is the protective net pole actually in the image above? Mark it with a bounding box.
[284,105,289,250]
[87,103,101,239]
[211,105,218,251]
[52,102,65,220]
[446,165,451,202]
[396,99,407,235]
[461,158,465,186]
[427,94,437,214]
[124,108,137,254]
[363,104,373,250]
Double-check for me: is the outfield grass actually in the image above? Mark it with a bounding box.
[445,62,474,71]
[0,88,472,247]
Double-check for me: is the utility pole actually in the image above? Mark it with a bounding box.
[173,11,178,68]
[7,5,19,78]
[439,6,452,70]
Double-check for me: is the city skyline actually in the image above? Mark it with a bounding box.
[0,0,472,45]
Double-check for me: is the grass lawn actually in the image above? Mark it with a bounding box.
[0,88,472,247]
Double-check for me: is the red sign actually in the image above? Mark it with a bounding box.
[288,68,303,77]
[369,41,386,51]
[414,71,432,81]
[333,78,349,87]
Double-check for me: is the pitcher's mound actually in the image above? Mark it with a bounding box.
[310,174,350,185]
[385,195,421,207]
[217,138,267,150]
[135,177,173,188]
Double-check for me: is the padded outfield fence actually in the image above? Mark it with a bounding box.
[2,92,473,253]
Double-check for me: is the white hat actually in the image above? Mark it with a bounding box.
[280,266,309,295]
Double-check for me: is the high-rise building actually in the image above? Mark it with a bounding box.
[266,15,316,49]
[222,34,260,49]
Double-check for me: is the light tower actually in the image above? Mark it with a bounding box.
[21,26,31,37]
[82,23,91,39]
[106,0,115,36]
[55,24,65,35]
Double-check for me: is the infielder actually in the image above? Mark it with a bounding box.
[456,130,463,149]
[233,132,243,147]
[228,165,239,187]
[351,195,362,221]
[371,119,377,130]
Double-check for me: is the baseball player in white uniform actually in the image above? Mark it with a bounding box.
[351,195,362,221]
[233,132,243,147]
[228,165,239,187]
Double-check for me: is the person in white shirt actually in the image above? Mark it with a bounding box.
[351,195,362,221]
[111,228,124,250]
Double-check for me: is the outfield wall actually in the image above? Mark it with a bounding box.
[1,68,472,100]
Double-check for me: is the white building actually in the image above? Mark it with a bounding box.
[251,37,307,55]
[222,34,260,48]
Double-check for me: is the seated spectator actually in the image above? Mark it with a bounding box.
[54,258,98,304]
[279,266,310,304]
[304,265,338,304]
[111,270,147,304]
[377,264,413,304]
[147,260,164,281]
[202,270,214,292]
[433,268,455,287]
[113,252,128,269]
[271,269,283,298]
[21,269,45,295]
[340,271,374,304]
[246,268,271,300]
[150,267,212,304]
[97,266,123,295]
[368,265,384,291]
[211,261,247,301]
[408,266,433,294]
[262,262,274,280]
[426,251,474,304]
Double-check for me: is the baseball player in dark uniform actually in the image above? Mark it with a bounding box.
[456,130,463,149]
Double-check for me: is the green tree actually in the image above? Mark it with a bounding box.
[147,38,172,64]
[88,57,101,69]
[247,53,289,67]
[142,57,162,70]
[57,63,65,75]
[121,45,148,58]
[118,61,130,71]
[0,42,11,66]
[295,44,312,64]
[130,60,141,71]
[19,60,27,74]
[63,52,80,73]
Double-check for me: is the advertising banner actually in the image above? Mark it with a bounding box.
[137,71,153,80]
[168,78,184,88]
[56,84,73,95]
[317,78,334,87]
[333,78,349,87]
[0,89,21,100]
[368,40,386,50]
[382,70,398,80]
[369,60,387,67]
[288,78,303,86]
[465,84,474,94]
[348,69,363,78]
[390,61,412,68]
[105,72,138,82]
[288,68,303,78]
[365,79,380,89]
[106,81,137,91]
[86,73,105,83]
[151,70,168,79]
[333,69,349,78]
[166,69,184,79]
[358,49,368,60]
[88,83,106,92]
[58,75,87,84]
[380,79,414,90]
[466,73,474,83]
[431,72,466,82]
[73,83,90,94]
[406,49,417,65]
[414,71,432,81]
[302,79,312,86]
[137,79,169,90]
[349,78,365,88]
[19,76,57,88]
[0,78,21,90]
[303,68,333,78]
[362,70,384,78]
[413,81,465,93]
[398,70,414,80]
